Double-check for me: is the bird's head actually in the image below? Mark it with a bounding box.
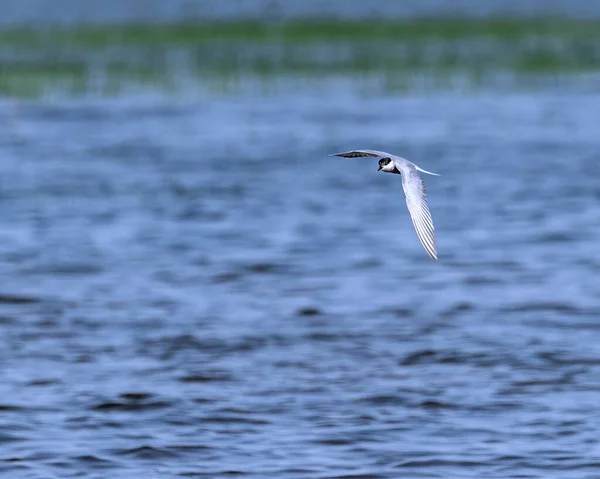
[377,157,395,173]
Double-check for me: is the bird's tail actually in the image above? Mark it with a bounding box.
[415,165,441,176]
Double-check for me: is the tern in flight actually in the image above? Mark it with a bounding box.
[330,149,440,260]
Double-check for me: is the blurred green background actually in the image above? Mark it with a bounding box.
[1,0,599,98]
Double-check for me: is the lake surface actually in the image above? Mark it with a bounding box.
[1,82,600,478]
[1,5,600,478]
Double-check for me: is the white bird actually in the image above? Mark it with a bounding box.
[330,149,440,260]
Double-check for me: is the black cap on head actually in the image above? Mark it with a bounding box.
[378,158,391,170]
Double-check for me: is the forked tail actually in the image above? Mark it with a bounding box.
[415,165,441,176]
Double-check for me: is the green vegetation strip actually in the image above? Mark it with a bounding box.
[0,18,599,46]
[0,18,598,96]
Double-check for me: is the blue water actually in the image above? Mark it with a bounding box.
[0,84,600,478]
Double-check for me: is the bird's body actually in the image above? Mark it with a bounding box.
[330,149,439,260]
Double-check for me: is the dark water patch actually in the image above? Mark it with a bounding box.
[116,445,178,460]
[157,333,289,358]
[72,454,116,468]
[142,334,230,360]
[417,320,454,336]
[463,275,502,285]
[166,444,212,454]
[273,360,315,371]
[91,401,172,412]
[379,306,415,318]
[192,398,218,405]
[314,437,354,446]
[524,460,600,471]
[0,464,29,476]
[74,353,97,363]
[280,385,329,397]
[352,258,382,269]
[478,260,525,272]
[90,395,172,412]
[527,318,600,331]
[414,400,458,410]
[179,472,247,477]
[535,232,575,243]
[297,306,322,316]
[199,415,271,426]
[470,401,526,413]
[22,262,104,276]
[399,348,508,367]
[118,392,151,401]
[244,262,287,274]
[500,302,582,315]
[32,317,62,329]
[0,433,26,443]
[510,373,578,388]
[358,394,407,406]
[177,371,233,383]
[11,452,56,462]
[305,332,352,342]
[210,272,242,284]
[64,417,127,431]
[537,351,600,366]
[320,474,387,479]
[441,301,475,317]
[210,262,290,282]
[491,454,529,463]
[399,349,437,365]
[0,404,25,412]
[43,461,78,472]
[396,459,486,468]
[230,336,272,352]
[0,293,41,304]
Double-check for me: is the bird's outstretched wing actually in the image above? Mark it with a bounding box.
[330,150,391,158]
[400,167,437,260]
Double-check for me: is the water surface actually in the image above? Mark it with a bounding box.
[1,4,600,478]
[1,83,600,478]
